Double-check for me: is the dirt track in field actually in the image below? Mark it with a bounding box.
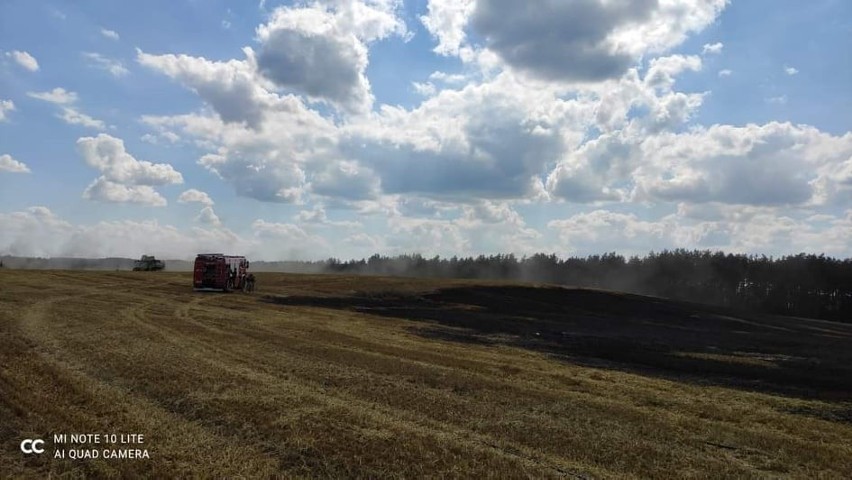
[1,270,851,478]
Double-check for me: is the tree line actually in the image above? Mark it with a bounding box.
[4,250,850,322]
[313,250,852,323]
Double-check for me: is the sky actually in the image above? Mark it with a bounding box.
[0,0,851,261]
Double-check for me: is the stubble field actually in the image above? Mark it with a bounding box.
[1,270,851,478]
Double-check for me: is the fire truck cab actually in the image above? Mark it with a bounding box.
[193,253,250,292]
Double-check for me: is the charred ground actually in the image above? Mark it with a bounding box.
[265,285,852,403]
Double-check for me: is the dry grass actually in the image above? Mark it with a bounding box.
[1,270,851,479]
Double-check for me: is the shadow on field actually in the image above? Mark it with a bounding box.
[263,285,852,404]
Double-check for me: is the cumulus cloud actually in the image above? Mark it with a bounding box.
[27,87,78,104]
[196,206,222,226]
[718,69,732,77]
[785,66,799,76]
[429,71,467,84]
[58,107,107,130]
[420,0,476,56]
[141,127,180,145]
[412,81,437,96]
[343,75,569,199]
[197,149,308,203]
[630,122,849,206]
[469,0,726,81]
[77,134,183,206]
[178,189,214,206]
[0,154,31,173]
[27,88,107,130]
[702,42,723,55]
[142,93,337,203]
[549,204,852,258]
[78,134,183,186]
[6,50,39,71]
[0,206,249,259]
[137,48,274,128]
[0,99,14,122]
[766,95,788,105]
[83,52,129,77]
[82,178,169,206]
[100,28,120,40]
[254,1,408,112]
[311,159,380,200]
[294,205,362,228]
[643,54,702,91]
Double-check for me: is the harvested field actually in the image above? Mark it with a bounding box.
[1,270,851,478]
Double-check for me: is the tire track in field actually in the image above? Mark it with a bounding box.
[114,295,602,478]
[11,283,600,477]
[5,284,283,478]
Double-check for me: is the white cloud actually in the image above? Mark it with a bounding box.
[76,134,182,206]
[311,159,380,201]
[221,20,232,30]
[196,206,222,226]
[0,99,15,122]
[254,1,408,113]
[77,134,183,186]
[702,42,723,55]
[141,129,180,145]
[27,87,78,105]
[718,69,732,77]
[630,122,851,206]
[412,81,437,96]
[100,28,120,40]
[142,90,337,203]
[137,48,285,128]
[82,178,169,206]
[468,0,727,81]
[83,52,129,77]
[27,88,107,130]
[58,107,107,130]
[0,207,249,259]
[198,149,308,203]
[0,154,31,173]
[342,73,574,199]
[420,0,476,56]
[766,95,788,105]
[161,131,180,143]
[428,71,467,85]
[644,54,702,91]
[294,205,362,229]
[785,66,799,76]
[6,50,39,71]
[178,189,214,206]
[553,205,852,258]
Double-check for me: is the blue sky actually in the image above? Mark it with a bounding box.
[1,0,850,260]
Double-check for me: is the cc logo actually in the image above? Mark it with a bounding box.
[20,439,45,454]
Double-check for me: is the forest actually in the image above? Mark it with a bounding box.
[318,250,852,323]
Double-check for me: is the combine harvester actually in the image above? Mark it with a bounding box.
[133,255,165,271]
[192,253,253,292]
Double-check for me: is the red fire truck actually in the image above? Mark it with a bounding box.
[193,253,250,292]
